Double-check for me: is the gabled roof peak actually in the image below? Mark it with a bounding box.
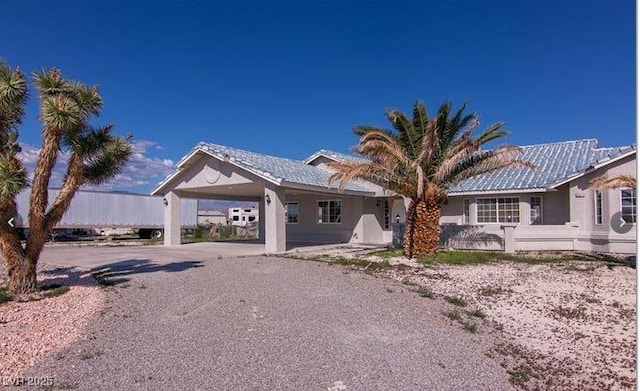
[305,149,368,164]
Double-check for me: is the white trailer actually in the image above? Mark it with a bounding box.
[14,188,198,239]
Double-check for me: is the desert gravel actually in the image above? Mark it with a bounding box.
[0,264,105,379]
[21,256,514,390]
[374,259,637,390]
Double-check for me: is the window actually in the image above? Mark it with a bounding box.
[463,199,470,224]
[621,189,636,224]
[248,216,256,222]
[476,197,520,223]
[318,200,341,223]
[232,216,239,222]
[244,209,252,213]
[285,202,298,224]
[383,200,390,229]
[594,191,603,225]
[530,196,543,225]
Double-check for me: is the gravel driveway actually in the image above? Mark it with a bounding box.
[27,256,513,390]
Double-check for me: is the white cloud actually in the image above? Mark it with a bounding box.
[17,140,175,192]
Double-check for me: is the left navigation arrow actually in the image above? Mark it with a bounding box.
[8,217,14,227]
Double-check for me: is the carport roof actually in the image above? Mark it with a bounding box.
[152,142,375,195]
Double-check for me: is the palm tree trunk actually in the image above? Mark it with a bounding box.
[403,196,441,258]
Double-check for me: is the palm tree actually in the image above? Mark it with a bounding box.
[329,100,533,258]
[588,174,636,190]
[0,61,132,295]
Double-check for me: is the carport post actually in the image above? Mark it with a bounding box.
[164,191,182,246]
[264,183,286,253]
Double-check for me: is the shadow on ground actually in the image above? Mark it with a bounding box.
[39,259,204,287]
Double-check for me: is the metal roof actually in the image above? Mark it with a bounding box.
[305,149,369,164]
[155,139,634,196]
[156,142,373,194]
[449,139,636,194]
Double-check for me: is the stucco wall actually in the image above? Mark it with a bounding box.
[284,194,389,244]
[567,154,636,253]
[174,155,264,190]
[444,191,571,227]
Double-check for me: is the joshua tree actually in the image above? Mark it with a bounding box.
[329,100,533,258]
[589,174,636,190]
[0,61,132,295]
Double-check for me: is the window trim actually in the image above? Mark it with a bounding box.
[594,190,603,226]
[619,188,636,225]
[529,196,543,225]
[475,197,521,224]
[285,202,299,224]
[462,199,470,224]
[317,199,342,224]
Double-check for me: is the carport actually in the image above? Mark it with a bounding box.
[151,143,384,253]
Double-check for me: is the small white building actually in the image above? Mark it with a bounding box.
[228,207,259,227]
[197,210,227,226]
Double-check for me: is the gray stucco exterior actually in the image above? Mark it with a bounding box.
[441,153,636,254]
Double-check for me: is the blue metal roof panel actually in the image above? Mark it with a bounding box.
[449,139,634,193]
[197,143,371,192]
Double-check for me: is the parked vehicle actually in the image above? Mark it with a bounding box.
[13,188,198,239]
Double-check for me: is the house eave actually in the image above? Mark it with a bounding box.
[280,180,375,197]
[448,188,551,197]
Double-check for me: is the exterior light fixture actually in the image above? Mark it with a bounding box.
[265,194,271,205]
[395,214,400,223]
[163,197,168,206]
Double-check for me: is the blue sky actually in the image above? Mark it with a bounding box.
[1,0,636,194]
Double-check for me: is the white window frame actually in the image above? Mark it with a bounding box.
[285,202,299,224]
[462,199,470,224]
[620,188,636,225]
[594,190,603,225]
[475,197,521,224]
[317,200,342,224]
[529,196,543,225]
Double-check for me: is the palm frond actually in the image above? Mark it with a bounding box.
[475,122,509,146]
[332,99,532,202]
[388,108,422,159]
[444,145,534,186]
[588,174,636,190]
[353,125,394,138]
